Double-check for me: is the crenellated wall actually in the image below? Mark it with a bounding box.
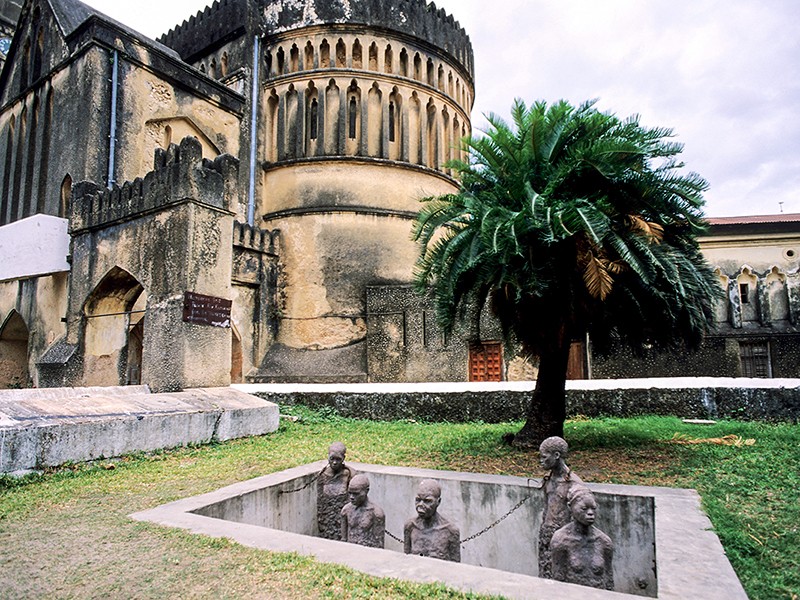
[70,137,239,234]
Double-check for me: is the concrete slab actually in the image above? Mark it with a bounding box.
[0,387,280,473]
[132,462,749,600]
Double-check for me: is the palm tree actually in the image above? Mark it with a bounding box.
[412,99,722,448]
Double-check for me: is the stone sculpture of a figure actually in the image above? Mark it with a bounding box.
[538,435,584,579]
[340,474,386,548]
[551,486,614,590]
[404,479,461,562]
[317,441,355,540]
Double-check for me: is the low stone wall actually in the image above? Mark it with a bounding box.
[240,379,800,423]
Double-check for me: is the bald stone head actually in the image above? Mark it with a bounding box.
[415,479,442,520]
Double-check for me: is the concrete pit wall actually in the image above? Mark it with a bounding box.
[193,463,657,596]
[135,461,748,600]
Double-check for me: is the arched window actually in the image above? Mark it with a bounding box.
[1,116,15,225]
[369,42,378,71]
[400,49,408,77]
[277,47,285,74]
[349,97,358,139]
[265,50,273,77]
[32,29,44,82]
[320,39,330,68]
[352,40,362,69]
[388,102,396,143]
[220,52,228,77]
[265,89,279,162]
[289,44,299,72]
[304,41,314,70]
[426,58,434,86]
[209,58,217,79]
[336,39,346,67]
[60,174,72,218]
[438,65,445,90]
[384,45,393,73]
[413,53,422,80]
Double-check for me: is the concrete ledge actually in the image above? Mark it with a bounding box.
[0,387,280,473]
[132,462,748,600]
[235,377,800,423]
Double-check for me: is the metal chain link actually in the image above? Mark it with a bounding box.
[278,468,325,495]
[459,494,532,545]
[385,530,404,544]
[383,493,533,547]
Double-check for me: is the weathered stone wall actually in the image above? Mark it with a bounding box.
[252,382,800,423]
[42,137,240,392]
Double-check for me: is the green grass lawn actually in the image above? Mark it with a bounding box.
[0,409,798,599]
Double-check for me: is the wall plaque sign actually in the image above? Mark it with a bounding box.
[182,291,232,328]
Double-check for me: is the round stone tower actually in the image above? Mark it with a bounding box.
[258,0,474,372]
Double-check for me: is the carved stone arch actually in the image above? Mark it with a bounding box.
[408,91,421,164]
[0,310,30,388]
[209,58,217,79]
[320,39,330,68]
[712,267,730,324]
[305,81,320,155]
[384,45,393,73]
[369,42,379,71]
[276,47,286,74]
[736,266,758,323]
[60,173,72,218]
[199,63,206,74]
[304,41,315,70]
[448,71,454,96]
[426,98,439,169]
[265,89,280,162]
[285,84,300,159]
[324,79,340,155]
[352,39,363,69]
[441,105,451,170]
[346,80,361,155]
[33,27,44,82]
[426,57,434,86]
[367,82,383,157]
[1,114,16,224]
[221,52,229,77]
[290,44,300,72]
[399,48,408,77]
[413,52,422,80]
[437,64,445,90]
[766,266,790,322]
[452,114,460,163]
[82,266,146,387]
[388,87,402,160]
[336,38,346,68]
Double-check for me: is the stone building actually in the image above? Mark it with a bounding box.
[0,0,798,391]
[590,214,800,380]
[0,0,485,390]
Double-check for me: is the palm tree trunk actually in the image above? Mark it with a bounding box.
[512,325,572,449]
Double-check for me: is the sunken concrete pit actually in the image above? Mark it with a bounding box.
[132,462,748,600]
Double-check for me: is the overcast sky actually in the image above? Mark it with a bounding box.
[83,0,800,218]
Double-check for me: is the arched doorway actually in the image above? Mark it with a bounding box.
[0,310,30,388]
[83,267,145,387]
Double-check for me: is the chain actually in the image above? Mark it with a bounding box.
[459,494,532,545]
[278,468,325,495]
[382,493,533,547]
[385,530,404,544]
